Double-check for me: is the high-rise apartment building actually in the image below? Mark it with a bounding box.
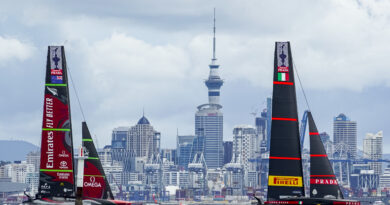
[232,125,257,171]
[333,113,357,158]
[195,13,224,169]
[128,115,160,159]
[363,131,383,175]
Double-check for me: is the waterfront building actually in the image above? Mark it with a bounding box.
[379,166,390,188]
[363,131,383,175]
[333,113,357,159]
[194,12,224,169]
[26,151,40,172]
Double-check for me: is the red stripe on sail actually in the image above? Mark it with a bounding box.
[310,154,327,157]
[269,156,301,160]
[310,175,335,177]
[309,132,319,135]
[272,117,297,121]
[274,81,294,85]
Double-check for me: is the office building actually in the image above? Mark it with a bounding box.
[223,141,233,165]
[333,113,357,158]
[128,115,161,159]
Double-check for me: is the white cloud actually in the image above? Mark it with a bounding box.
[0,36,35,63]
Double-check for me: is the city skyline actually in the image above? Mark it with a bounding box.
[0,0,389,151]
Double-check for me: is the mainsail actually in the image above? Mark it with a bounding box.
[308,112,343,199]
[38,46,75,198]
[267,42,305,200]
[82,122,114,199]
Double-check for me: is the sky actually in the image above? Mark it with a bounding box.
[0,0,389,152]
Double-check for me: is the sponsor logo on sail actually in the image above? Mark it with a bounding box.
[50,47,62,72]
[277,66,289,72]
[57,172,70,180]
[59,150,69,158]
[51,69,63,75]
[268,175,303,187]
[51,75,63,84]
[41,183,50,190]
[47,87,58,96]
[60,161,68,169]
[310,178,338,185]
[84,176,102,188]
[46,131,54,168]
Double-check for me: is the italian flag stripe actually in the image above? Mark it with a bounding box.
[278,73,289,81]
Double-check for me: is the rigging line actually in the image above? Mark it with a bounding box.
[67,63,86,122]
[293,60,311,112]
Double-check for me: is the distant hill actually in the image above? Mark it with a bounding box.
[0,140,39,162]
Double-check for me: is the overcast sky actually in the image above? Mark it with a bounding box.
[0,0,389,152]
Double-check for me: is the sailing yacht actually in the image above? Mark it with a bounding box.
[24,46,140,204]
[262,42,360,205]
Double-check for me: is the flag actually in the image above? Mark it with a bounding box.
[278,72,289,81]
[51,75,63,84]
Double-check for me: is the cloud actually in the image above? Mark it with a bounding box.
[0,36,35,63]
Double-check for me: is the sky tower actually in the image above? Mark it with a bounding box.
[205,8,224,106]
[194,9,224,169]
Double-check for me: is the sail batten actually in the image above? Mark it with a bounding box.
[38,46,75,198]
[267,42,305,200]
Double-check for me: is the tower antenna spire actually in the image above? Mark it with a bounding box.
[212,8,216,61]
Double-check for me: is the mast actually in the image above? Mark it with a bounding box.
[267,42,305,200]
[38,46,75,198]
[82,122,114,199]
[308,112,343,199]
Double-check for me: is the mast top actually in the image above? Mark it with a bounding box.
[212,8,216,61]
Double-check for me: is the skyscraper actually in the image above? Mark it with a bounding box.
[128,115,161,159]
[177,135,196,169]
[223,141,233,165]
[195,10,224,169]
[333,113,357,159]
[363,131,383,175]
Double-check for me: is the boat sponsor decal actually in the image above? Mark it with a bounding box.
[47,87,58,96]
[310,178,338,185]
[60,161,68,169]
[268,175,303,187]
[51,75,63,84]
[50,47,62,74]
[83,161,106,199]
[59,150,69,158]
[276,42,290,82]
[84,176,102,188]
[40,183,50,190]
[277,66,289,72]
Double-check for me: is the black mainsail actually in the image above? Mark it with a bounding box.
[267,42,304,200]
[82,122,114,199]
[308,112,343,199]
[38,46,75,198]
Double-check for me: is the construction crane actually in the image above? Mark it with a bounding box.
[299,110,309,149]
